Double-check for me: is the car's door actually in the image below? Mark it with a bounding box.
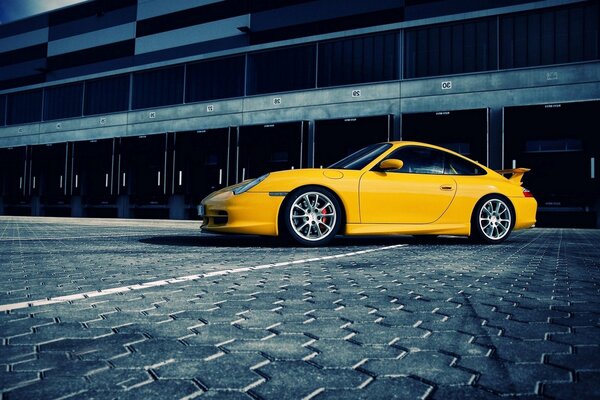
[359,146,457,224]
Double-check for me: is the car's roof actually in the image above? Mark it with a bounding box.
[386,140,492,171]
[387,141,460,153]
[388,141,443,147]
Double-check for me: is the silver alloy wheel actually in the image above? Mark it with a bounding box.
[289,191,337,242]
[478,198,512,241]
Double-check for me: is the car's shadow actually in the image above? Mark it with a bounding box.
[139,233,472,248]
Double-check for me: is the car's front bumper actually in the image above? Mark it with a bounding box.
[200,190,285,236]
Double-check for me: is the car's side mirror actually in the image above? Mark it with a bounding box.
[379,159,404,171]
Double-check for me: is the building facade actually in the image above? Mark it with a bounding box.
[0,0,599,226]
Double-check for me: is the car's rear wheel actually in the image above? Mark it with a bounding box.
[282,186,341,246]
[471,195,514,243]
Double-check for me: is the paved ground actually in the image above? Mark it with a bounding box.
[0,217,598,400]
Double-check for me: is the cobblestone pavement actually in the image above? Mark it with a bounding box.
[0,216,599,400]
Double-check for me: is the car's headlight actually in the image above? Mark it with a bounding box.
[233,173,269,195]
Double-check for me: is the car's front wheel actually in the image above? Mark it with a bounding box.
[282,186,342,246]
[471,195,514,243]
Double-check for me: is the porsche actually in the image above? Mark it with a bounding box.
[200,141,537,246]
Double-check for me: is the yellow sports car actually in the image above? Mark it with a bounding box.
[200,141,537,246]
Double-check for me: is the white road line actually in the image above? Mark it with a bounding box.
[0,233,165,242]
[0,244,407,312]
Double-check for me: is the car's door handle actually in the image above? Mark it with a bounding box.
[440,185,454,191]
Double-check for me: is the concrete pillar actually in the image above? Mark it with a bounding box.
[307,120,315,168]
[31,196,41,216]
[169,195,185,220]
[595,197,600,229]
[392,113,402,141]
[71,196,83,217]
[488,107,503,170]
[117,195,130,218]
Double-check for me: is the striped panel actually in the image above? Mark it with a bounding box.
[137,0,224,21]
[0,28,48,53]
[135,15,250,55]
[49,5,137,41]
[48,23,136,57]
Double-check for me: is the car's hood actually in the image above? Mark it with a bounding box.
[201,181,247,202]
[250,168,362,193]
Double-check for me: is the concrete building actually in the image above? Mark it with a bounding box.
[0,0,598,226]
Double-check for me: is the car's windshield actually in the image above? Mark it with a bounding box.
[328,143,392,170]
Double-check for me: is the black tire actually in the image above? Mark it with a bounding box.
[470,195,514,244]
[411,235,439,243]
[281,186,342,247]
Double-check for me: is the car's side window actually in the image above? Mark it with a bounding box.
[378,146,487,176]
[384,146,446,175]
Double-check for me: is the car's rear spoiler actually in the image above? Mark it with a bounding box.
[496,168,530,185]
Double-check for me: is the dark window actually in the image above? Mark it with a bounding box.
[84,75,130,115]
[0,95,5,126]
[247,45,316,95]
[383,146,486,175]
[318,33,398,87]
[238,122,305,178]
[555,9,569,64]
[405,18,497,78]
[525,139,583,153]
[43,83,83,121]
[500,2,599,69]
[186,56,245,102]
[7,90,43,125]
[132,66,184,109]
